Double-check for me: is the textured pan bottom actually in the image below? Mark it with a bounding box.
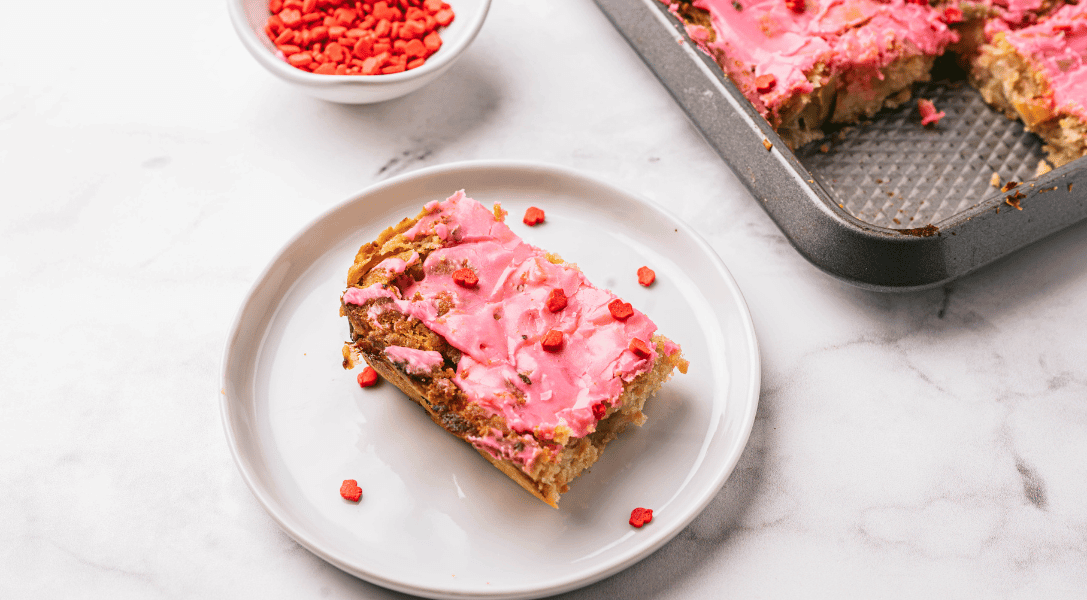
[796,67,1048,230]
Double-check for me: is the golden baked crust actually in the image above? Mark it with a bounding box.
[340,203,687,508]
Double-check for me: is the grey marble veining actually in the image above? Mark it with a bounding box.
[1,0,1085,598]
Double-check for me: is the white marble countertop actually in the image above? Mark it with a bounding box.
[3,0,1086,597]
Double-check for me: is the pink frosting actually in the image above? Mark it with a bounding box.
[383,345,445,375]
[343,192,662,459]
[466,428,544,471]
[972,0,1048,33]
[374,252,419,275]
[1001,2,1087,120]
[671,0,958,119]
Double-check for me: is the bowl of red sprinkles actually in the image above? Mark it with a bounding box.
[228,0,490,103]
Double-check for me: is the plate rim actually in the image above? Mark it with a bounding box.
[219,159,761,599]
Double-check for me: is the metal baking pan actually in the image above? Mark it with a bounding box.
[595,0,1087,291]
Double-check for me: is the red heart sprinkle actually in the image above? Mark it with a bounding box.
[629,507,653,527]
[452,268,478,288]
[755,73,777,93]
[637,266,656,287]
[546,288,568,312]
[541,329,564,352]
[608,299,634,320]
[340,479,362,502]
[357,366,379,387]
[629,338,653,360]
[523,206,545,226]
[784,0,805,13]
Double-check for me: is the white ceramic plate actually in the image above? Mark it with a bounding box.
[220,161,760,599]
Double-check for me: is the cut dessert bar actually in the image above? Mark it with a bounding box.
[665,0,1087,170]
[668,0,961,148]
[339,192,688,507]
[972,1,1087,168]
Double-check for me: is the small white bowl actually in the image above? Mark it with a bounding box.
[228,0,490,104]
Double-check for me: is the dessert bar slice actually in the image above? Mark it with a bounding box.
[340,192,687,507]
[972,1,1087,168]
[669,0,960,148]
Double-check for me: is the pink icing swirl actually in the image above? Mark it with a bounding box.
[466,428,544,471]
[383,345,445,375]
[374,252,419,275]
